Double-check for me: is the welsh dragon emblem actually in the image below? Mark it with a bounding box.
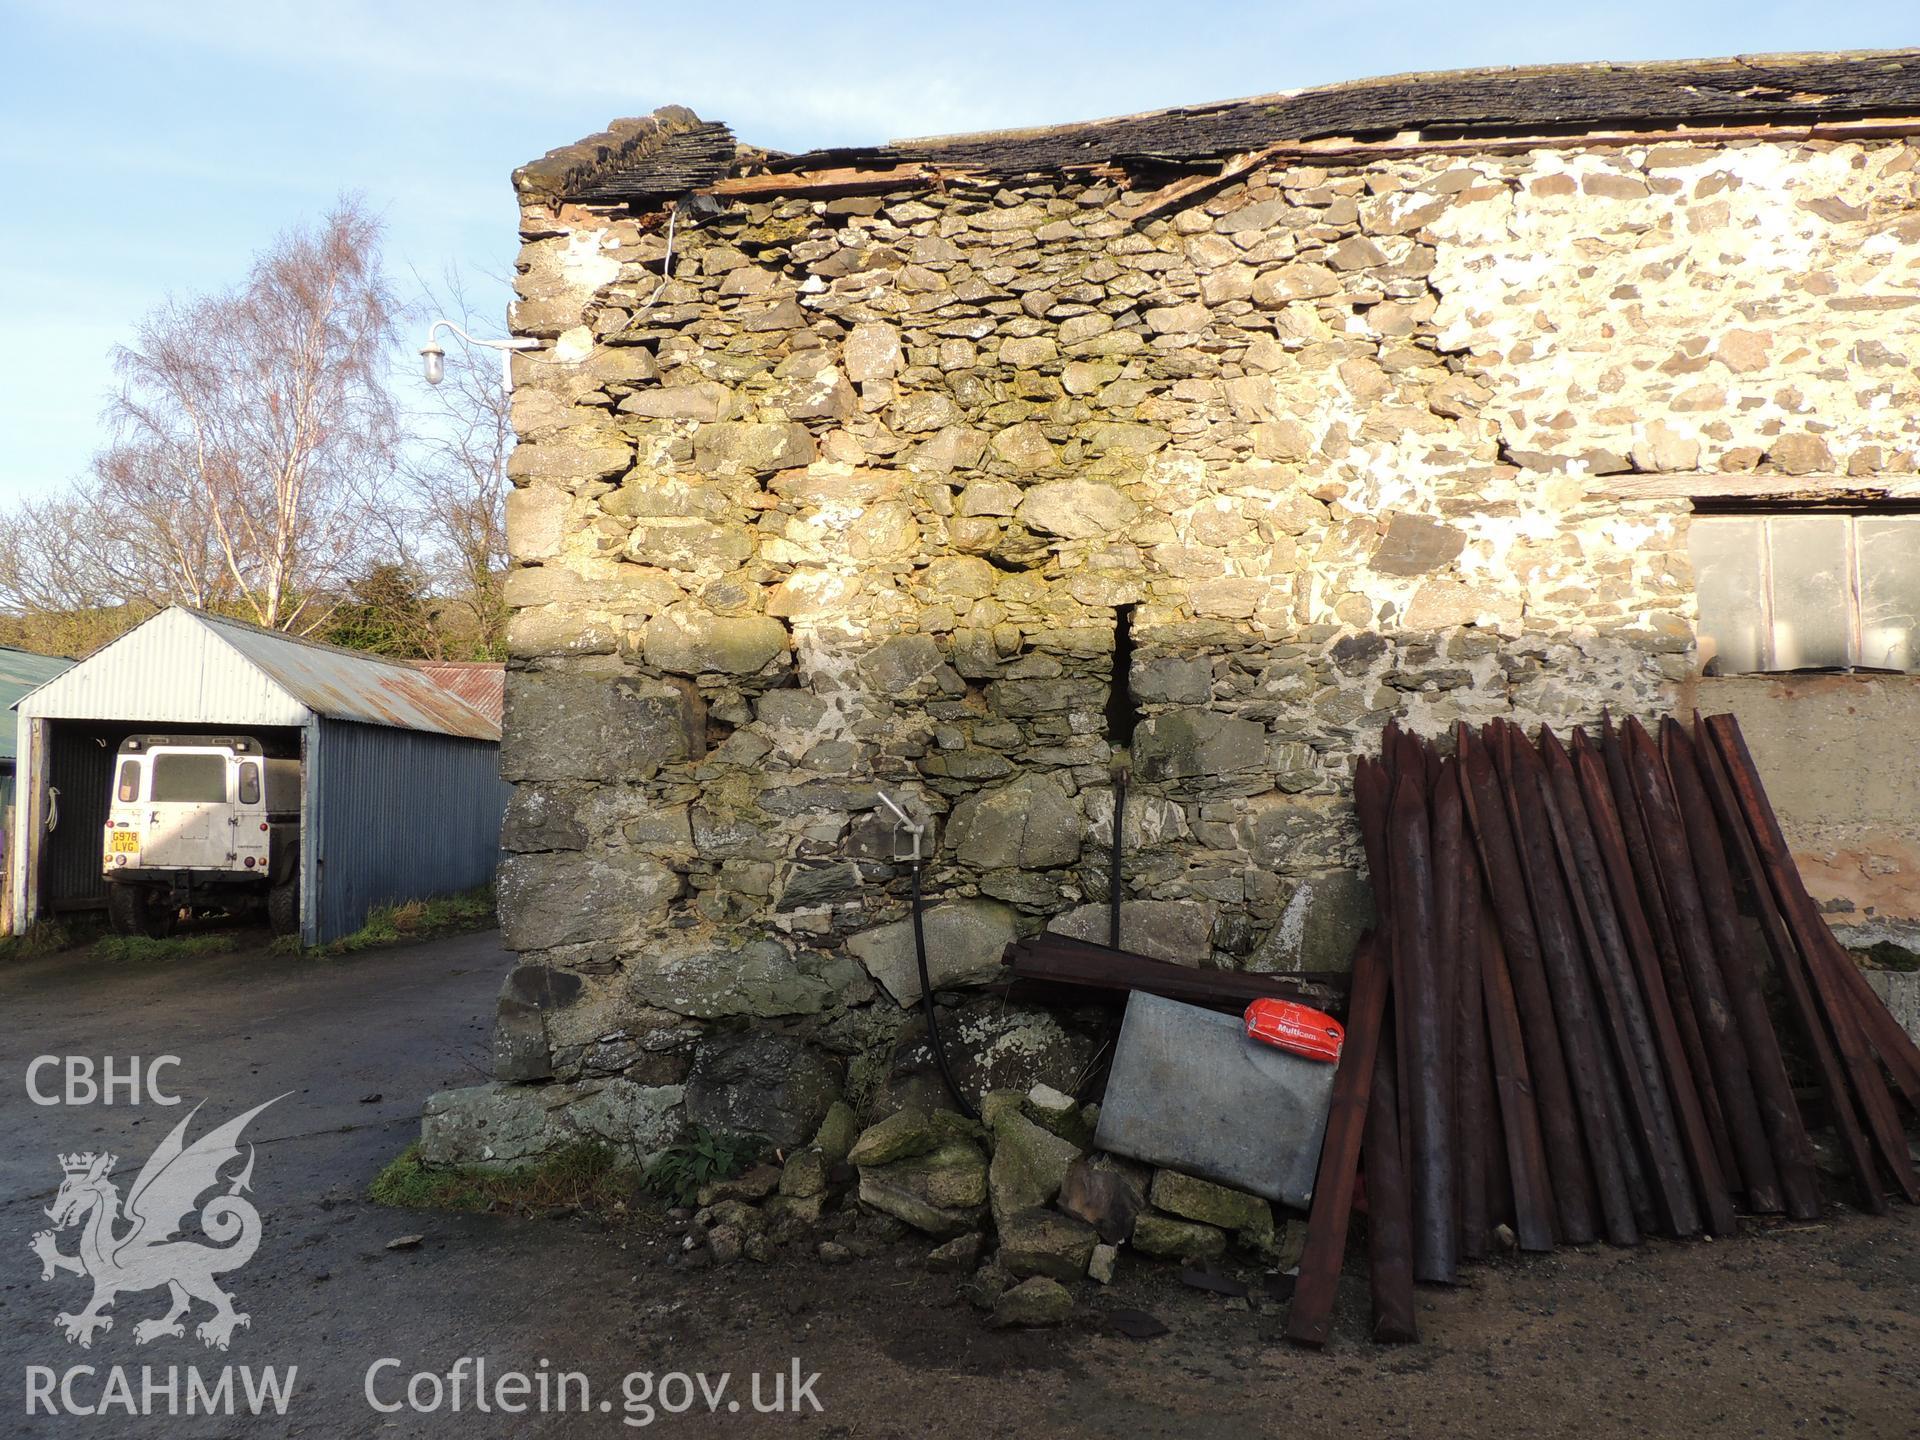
[30,1096,285,1350]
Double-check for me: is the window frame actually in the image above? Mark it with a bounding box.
[115,759,142,805]
[1691,505,1918,675]
[148,751,231,805]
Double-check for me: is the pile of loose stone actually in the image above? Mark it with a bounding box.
[671,1085,1304,1327]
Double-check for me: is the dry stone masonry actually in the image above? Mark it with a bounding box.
[473,55,1920,1154]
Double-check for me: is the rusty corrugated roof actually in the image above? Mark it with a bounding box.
[192,611,502,741]
[412,662,505,729]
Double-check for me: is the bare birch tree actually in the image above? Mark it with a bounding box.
[0,198,517,661]
[102,197,399,632]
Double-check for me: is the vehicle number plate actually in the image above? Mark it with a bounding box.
[108,831,141,853]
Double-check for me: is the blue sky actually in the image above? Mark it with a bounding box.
[3,1,1914,502]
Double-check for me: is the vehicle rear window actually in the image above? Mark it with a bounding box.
[237,761,261,806]
[151,753,227,803]
[115,759,141,804]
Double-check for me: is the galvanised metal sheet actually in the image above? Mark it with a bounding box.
[1094,990,1337,1208]
[19,609,308,729]
[308,718,509,944]
[17,608,499,741]
[0,647,74,763]
[207,614,499,740]
[42,730,114,912]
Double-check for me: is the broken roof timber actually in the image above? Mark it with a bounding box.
[532,49,1920,207]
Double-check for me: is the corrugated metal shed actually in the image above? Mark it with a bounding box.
[0,646,75,765]
[17,608,499,740]
[11,606,506,946]
[310,718,509,942]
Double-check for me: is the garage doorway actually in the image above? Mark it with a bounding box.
[33,720,302,916]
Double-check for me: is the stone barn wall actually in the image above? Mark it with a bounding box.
[487,115,1920,1145]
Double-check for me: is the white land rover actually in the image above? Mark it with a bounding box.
[102,735,301,937]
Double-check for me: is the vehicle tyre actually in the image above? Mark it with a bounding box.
[107,882,139,937]
[268,881,299,937]
[107,882,176,940]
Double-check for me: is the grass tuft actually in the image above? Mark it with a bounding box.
[323,886,496,955]
[91,932,241,963]
[370,1142,659,1223]
[0,919,94,961]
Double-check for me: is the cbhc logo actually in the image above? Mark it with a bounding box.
[25,1056,182,1106]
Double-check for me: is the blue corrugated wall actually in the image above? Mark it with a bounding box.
[311,718,508,944]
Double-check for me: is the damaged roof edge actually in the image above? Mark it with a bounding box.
[871,49,1920,154]
[536,47,1920,205]
[514,106,738,205]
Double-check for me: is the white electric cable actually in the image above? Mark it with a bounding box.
[623,204,680,329]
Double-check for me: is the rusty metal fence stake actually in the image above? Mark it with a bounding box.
[1624,717,1782,1213]
[1390,769,1457,1283]
[1459,725,1598,1244]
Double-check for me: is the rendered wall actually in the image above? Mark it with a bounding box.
[1696,673,1920,946]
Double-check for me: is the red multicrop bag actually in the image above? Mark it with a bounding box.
[1243,997,1345,1064]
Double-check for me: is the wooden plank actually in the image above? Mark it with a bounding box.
[1004,934,1343,1011]
[706,164,978,198]
[1662,719,1823,1220]
[1602,472,1920,502]
[1570,727,1737,1236]
[1689,711,1882,1212]
[1385,727,1429,1171]
[1457,724,1598,1244]
[1389,770,1457,1284]
[1540,727,1701,1237]
[1287,933,1391,1348]
[1365,1022,1419,1345]
[1110,145,1288,221]
[1481,932,1518,1238]
[1274,116,1920,164]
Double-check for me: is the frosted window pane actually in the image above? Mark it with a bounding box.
[1767,515,1851,670]
[1857,516,1920,672]
[1690,516,1767,674]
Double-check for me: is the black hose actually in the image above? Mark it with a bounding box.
[911,857,977,1120]
[1109,764,1129,949]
